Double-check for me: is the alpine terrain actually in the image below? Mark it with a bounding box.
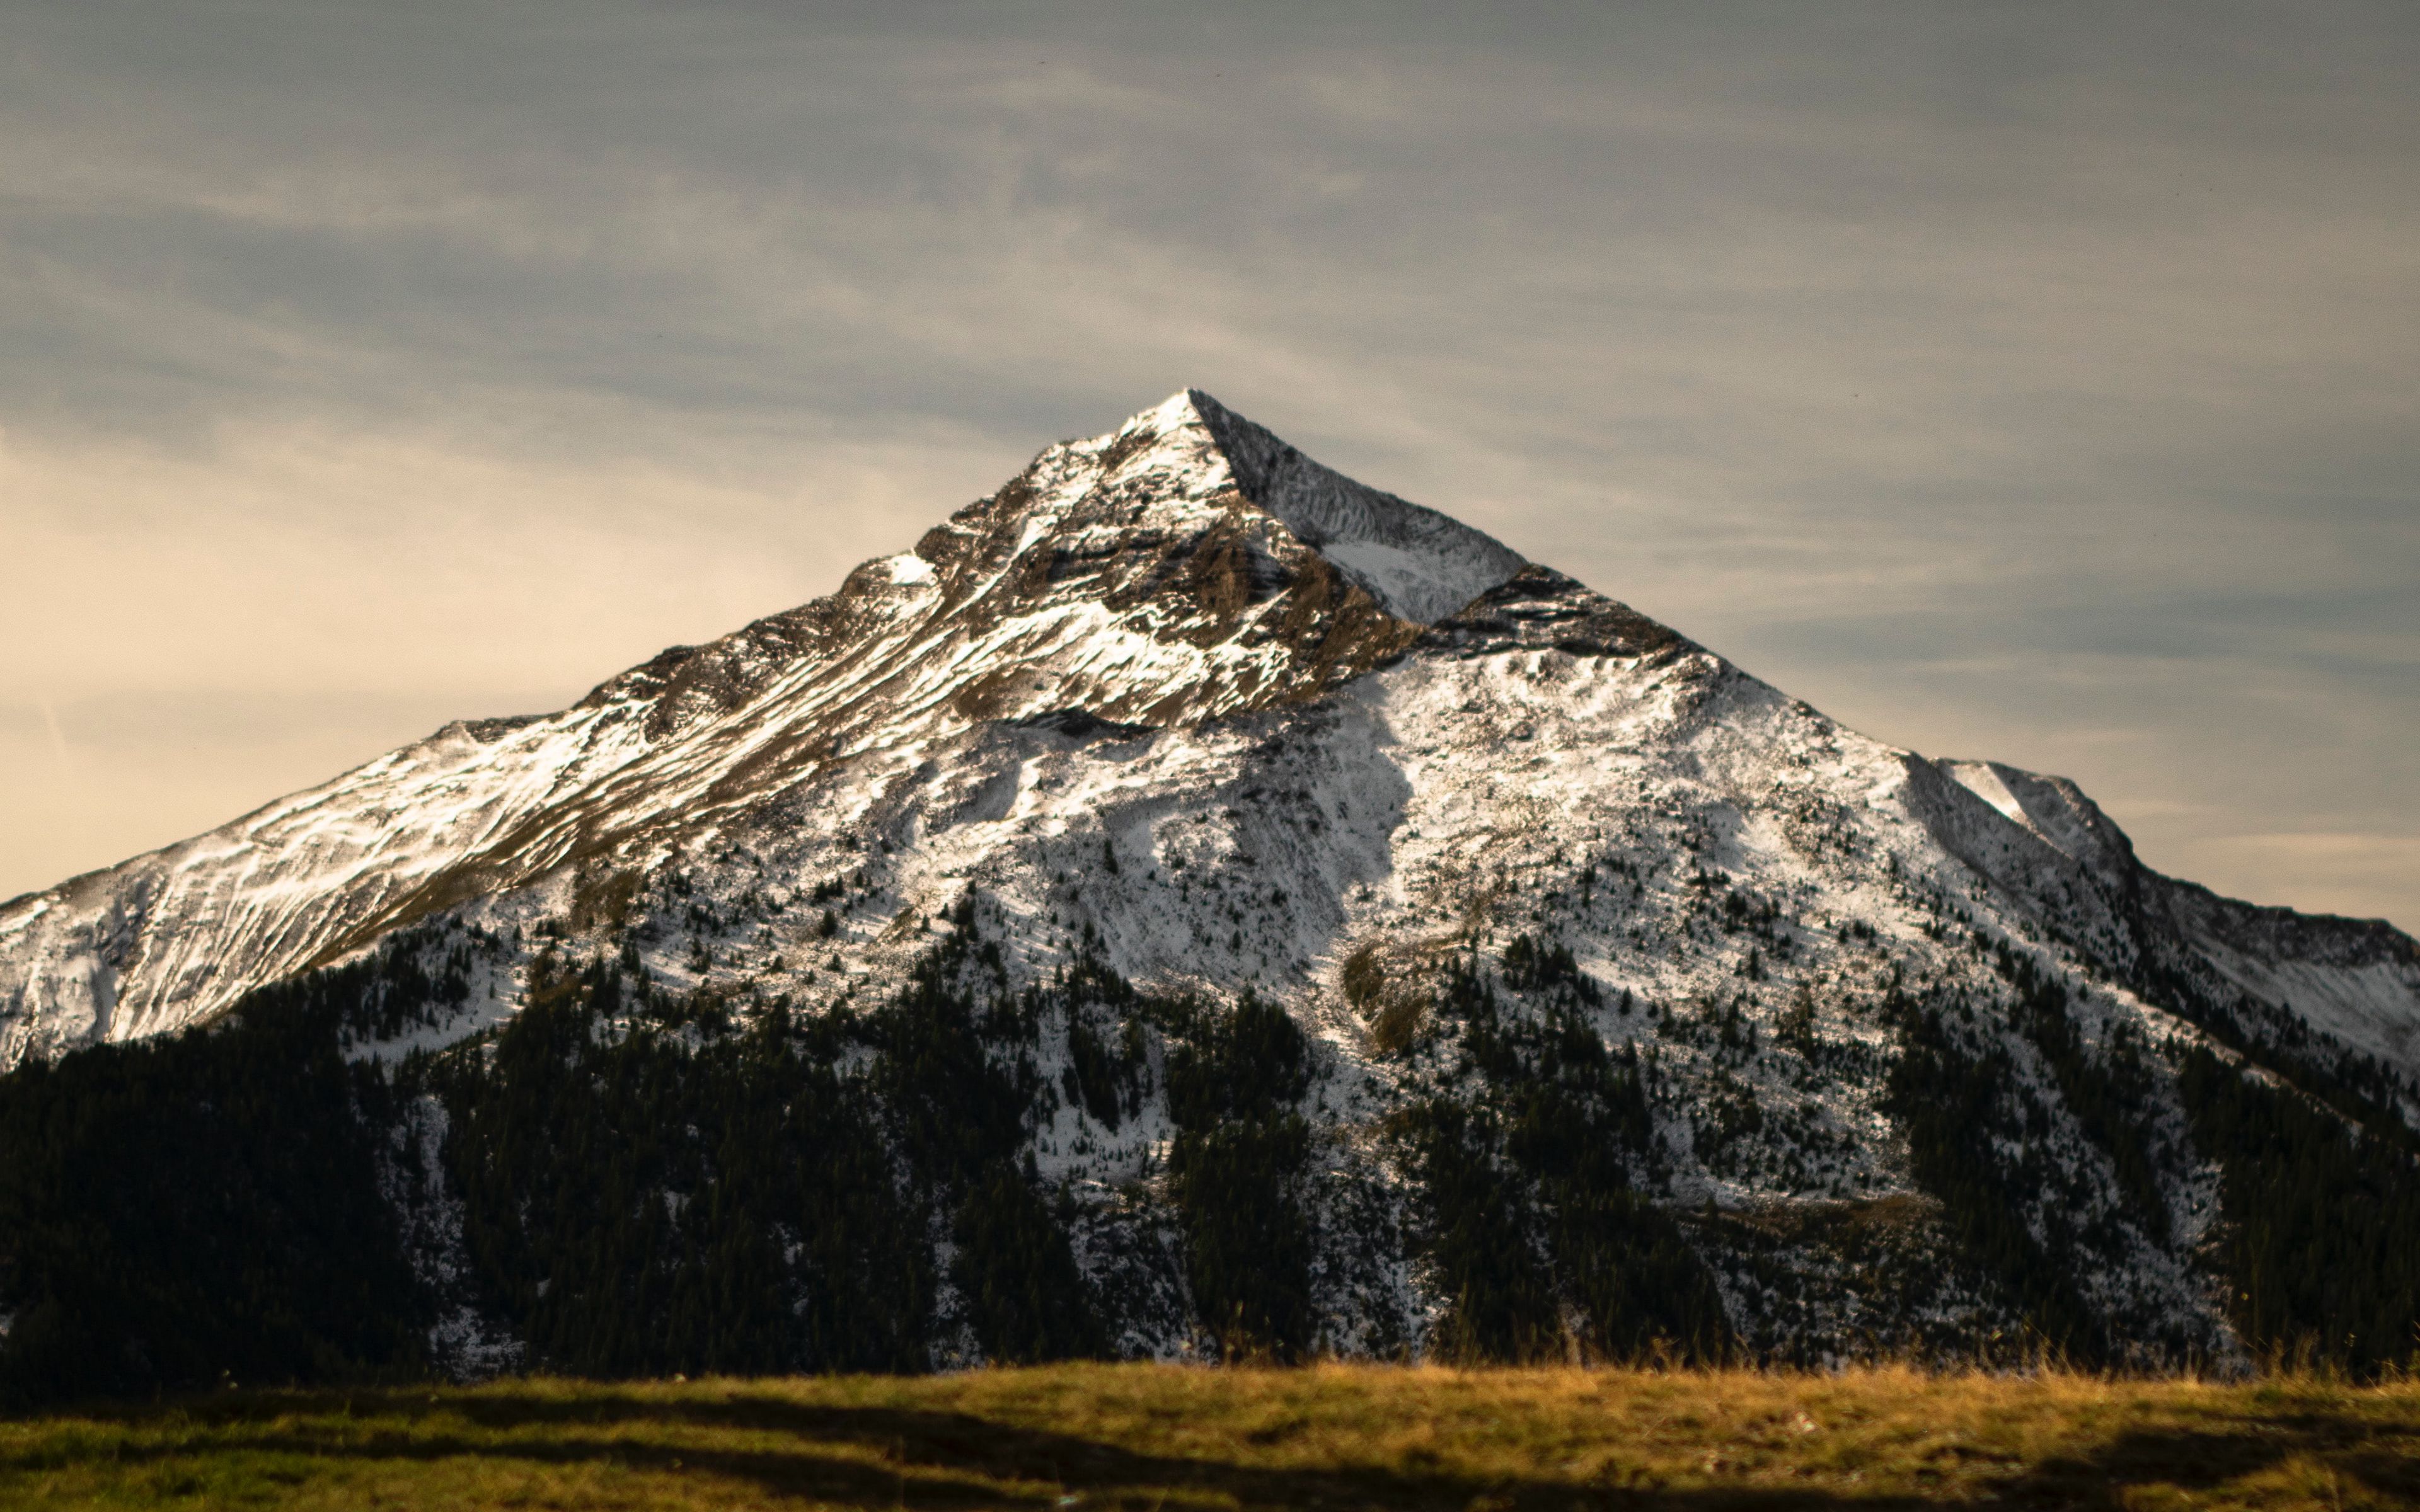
[3,391,2416,1400]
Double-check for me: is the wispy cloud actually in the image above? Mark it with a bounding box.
[37,698,71,778]
[0,1,2413,925]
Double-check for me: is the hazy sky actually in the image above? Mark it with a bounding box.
[3,1,2415,929]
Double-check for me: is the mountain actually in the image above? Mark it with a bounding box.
[0,391,1519,1059]
[2,391,2416,1397]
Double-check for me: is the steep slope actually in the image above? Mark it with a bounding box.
[1,391,2415,1387]
[1927,759,2420,1097]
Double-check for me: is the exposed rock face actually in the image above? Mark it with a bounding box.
[2,390,2413,1373]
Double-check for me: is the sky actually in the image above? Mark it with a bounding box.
[1,1,2414,930]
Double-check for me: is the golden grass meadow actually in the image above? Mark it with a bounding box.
[4,1362,2417,1511]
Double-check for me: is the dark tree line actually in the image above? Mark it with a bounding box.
[2179,1046,2420,1376]
[1393,942,1728,1363]
[1881,986,2109,1361]
[0,960,429,1404]
[6,908,2420,1406]
[1160,990,1317,1361]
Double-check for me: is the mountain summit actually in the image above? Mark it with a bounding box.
[2,392,2416,1389]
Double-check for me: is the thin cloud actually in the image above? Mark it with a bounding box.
[0,1,2412,926]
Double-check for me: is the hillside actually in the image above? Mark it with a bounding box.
[1,391,2415,1397]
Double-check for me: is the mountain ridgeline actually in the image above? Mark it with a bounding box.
[3,392,2417,1400]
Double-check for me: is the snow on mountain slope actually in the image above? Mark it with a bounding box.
[325,557,2414,1363]
[1933,757,2420,1085]
[0,391,1522,1064]
[2,389,2415,1367]
[3,386,2409,1097]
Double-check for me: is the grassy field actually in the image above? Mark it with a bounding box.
[3,1363,2416,1510]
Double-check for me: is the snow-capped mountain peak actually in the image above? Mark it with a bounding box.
[898,387,1524,626]
[0,391,1528,1059]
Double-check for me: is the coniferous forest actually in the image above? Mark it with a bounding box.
[3,902,2418,1409]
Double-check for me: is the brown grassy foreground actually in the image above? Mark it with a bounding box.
[3,1363,2417,1510]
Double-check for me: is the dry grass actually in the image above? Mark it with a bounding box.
[3,1362,2416,1509]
